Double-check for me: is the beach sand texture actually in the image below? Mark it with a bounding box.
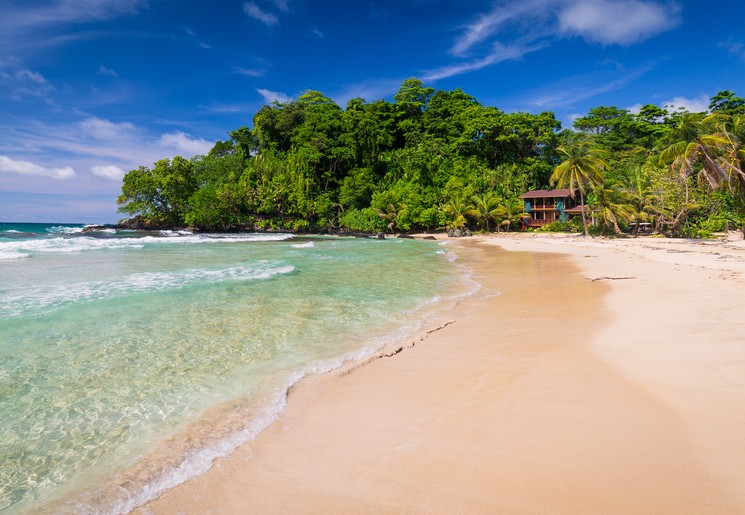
[140,235,745,514]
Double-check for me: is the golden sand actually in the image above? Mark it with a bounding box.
[138,235,745,514]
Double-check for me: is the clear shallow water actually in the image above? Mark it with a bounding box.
[0,223,470,513]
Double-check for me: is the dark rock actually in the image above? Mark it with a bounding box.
[376,232,386,239]
[397,234,415,239]
[82,225,106,233]
[115,216,176,231]
[464,229,472,237]
[422,236,437,240]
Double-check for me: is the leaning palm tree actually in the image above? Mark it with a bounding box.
[550,132,607,237]
[658,112,730,189]
[468,191,502,232]
[719,113,745,190]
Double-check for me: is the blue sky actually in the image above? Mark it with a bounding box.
[1,0,744,223]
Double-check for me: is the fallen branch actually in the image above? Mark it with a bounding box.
[589,276,636,282]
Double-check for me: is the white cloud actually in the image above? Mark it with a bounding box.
[91,164,125,181]
[662,94,710,114]
[448,0,681,79]
[257,88,292,104]
[78,117,136,140]
[157,132,214,156]
[626,103,643,115]
[557,0,680,45]
[312,27,324,39]
[243,2,279,26]
[0,155,75,179]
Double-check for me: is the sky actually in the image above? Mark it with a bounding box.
[1,0,744,223]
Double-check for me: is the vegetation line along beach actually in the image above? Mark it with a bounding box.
[116,82,745,240]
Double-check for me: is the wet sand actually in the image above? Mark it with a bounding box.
[138,235,745,514]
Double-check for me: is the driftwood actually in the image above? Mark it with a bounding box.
[589,276,636,282]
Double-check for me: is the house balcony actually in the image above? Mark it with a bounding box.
[525,219,553,227]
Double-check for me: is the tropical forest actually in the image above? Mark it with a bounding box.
[116,79,745,237]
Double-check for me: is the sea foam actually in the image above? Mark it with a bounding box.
[0,262,295,319]
[0,232,294,259]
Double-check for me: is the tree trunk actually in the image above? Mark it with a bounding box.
[580,190,589,237]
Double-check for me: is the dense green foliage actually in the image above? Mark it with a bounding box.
[117,80,745,237]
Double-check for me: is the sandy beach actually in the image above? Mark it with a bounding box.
[138,234,745,514]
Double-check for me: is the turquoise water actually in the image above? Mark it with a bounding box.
[0,223,470,513]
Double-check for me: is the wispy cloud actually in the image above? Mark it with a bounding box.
[0,155,75,180]
[1,65,56,101]
[234,66,267,78]
[0,1,148,55]
[256,88,293,104]
[425,41,545,81]
[332,78,404,107]
[271,0,291,13]
[450,2,542,57]
[524,62,654,109]
[78,117,136,140]
[719,39,745,62]
[97,64,119,78]
[199,102,259,114]
[444,0,680,83]
[243,2,279,26]
[4,0,148,27]
[0,115,215,193]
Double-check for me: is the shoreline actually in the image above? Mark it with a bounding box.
[138,234,745,513]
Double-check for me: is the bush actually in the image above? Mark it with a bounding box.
[536,219,581,233]
[339,208,385,232]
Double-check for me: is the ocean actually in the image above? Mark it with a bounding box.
[0,223,473,513]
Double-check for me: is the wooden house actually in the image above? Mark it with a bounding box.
[519,189,585,228]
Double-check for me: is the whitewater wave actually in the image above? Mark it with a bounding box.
[47,226,85,235]
[0,233,294,260]
[291,242,315,249]
[0,262,295,319]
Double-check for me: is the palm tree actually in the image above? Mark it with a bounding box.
[719,113,745,190]
[550,132,607,237]
[377,203,401,233]
[658,112,730,189]
[499,196,530,232]
[468,191,502,232]
[443,194,473,231]
[589,181,636,234]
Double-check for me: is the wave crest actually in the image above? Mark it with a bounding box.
[0,262,295,319]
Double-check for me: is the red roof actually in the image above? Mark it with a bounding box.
[519,189,574,199]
